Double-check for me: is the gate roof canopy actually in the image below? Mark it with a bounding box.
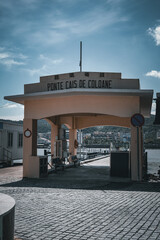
[4,72,153,119]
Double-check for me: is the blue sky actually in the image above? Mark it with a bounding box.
[0,0,160,120]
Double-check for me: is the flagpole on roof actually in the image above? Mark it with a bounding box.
[79,41,82,72]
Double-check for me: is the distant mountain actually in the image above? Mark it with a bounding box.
[83,115,156,133]
[37,119,51,133]
[0,115,157,134]
[0,119,23,125]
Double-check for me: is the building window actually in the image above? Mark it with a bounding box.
[8,132,13,147]
[69,73,74,77]
[0,122,3,129]
[18,133,23,147]
[54,75,59,80]
[100,72,104,77]
[85,72,89,77]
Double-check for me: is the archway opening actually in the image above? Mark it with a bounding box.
[79,125,130,159]
[40,113,132,180]
[76,125,131,180]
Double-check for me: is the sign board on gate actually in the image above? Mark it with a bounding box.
[131,113,145,127]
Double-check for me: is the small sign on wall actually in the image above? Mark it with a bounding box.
[131,113,145,127]
[24,128,32,138]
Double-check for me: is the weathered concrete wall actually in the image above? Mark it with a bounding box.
[24,95,140,119]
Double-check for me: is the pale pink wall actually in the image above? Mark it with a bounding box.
[69,129,77,156]
[24,95,140,119]
[74,115,131,129]
[23,94,143,181]
[23,118,38,177]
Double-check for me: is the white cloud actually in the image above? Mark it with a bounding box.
[26,65,47,76]
[0,53,10,59]
[148,25,160,46]
[0,59,25,66]
[0,102,24,121]
[0,0,39,12]
[30,29,68,45]
[17,53,28,59]
[15,4,128,47]
[0,115,24,121]
[39,54,63,64]
[146,70,160,78]
[0,103,24,109]
[0,49,27,67]
[0,0,129,49]
[52,8,128,36]
[25,54,63,76]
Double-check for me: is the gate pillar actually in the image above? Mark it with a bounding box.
[130,125,143,181]
[23,118,37,177]
[50,122,58,157]
[69,129,77,156]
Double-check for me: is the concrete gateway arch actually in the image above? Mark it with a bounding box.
[5,72,153,181]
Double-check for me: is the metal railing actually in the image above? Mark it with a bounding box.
[0,147,13,165]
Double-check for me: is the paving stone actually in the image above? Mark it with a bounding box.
[0,166,160,240]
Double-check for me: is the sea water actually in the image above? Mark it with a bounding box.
[13,148,160,176]
[145,149,160,175]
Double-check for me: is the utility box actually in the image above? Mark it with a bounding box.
[27,156,48,178]
[39,156,48,178]
[110,151,130,178]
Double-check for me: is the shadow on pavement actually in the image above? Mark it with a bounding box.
[0,164,160,192]
[1,178,160,193]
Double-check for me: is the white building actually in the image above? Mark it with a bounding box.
[0,121,23,165]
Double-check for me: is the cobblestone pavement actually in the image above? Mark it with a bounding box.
[0,161,160,240]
